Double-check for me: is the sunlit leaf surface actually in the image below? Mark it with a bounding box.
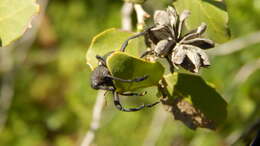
[107,51,164,92]
[174,0,230,43]
[0,0,39,46]
[86,28,145,69]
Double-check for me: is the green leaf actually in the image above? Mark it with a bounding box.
[0,0,39,47]
[164,73,178,96]
[107,51,164,92]
[123,0,146,4]
[86,28,145,69]
[173,0,230,43]
[164,73,227,129]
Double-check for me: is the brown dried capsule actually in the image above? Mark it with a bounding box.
[121,6,214,73]
[152,7,214,73]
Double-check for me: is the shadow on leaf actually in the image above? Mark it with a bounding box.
[161,73,228,130]
[202,0,227,11]
[162,97,216,130]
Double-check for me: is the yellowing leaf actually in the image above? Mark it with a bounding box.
[0,0,39,47]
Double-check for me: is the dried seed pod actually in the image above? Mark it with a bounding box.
[172,44,186,65]
[123,6,214,73]
[167,6,178,28]
[181,38,214,49]
[171,44,211,72]
[154,10,170,26]
[154,39,173,57]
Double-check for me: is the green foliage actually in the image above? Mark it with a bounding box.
[86,28,145,69]
[174,0,230,43]
[0,0,260,145]
[165,73,227,127]
[123,0,146,4]
[0,0,39,47]
[107,52,164,92]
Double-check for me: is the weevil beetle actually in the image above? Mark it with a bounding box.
[90,52,159,112]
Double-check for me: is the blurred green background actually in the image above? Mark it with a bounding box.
[0,0,260,146]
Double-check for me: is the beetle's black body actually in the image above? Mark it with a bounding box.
[90,53,159,112]
[91,63,114,91]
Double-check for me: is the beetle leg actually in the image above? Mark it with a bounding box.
[113,92,160,112]
[120,32,146,52]
[106,75,148,83]
[140,50,153,58]
[113,92,144,112]
[120,25,155,52]
[145,101,160,108]
[120,91,147,96]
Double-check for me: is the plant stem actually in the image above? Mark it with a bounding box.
[121,2,133,31]
[134,4,150,31]
[80,91,105,146]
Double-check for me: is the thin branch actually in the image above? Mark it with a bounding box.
[80,91,106,146]
[0,0,49,132]
[121,2,133,31]
[0,57,14,132]
[227,119,260,146]
[208,31,260,56]
[239,119,260,144]
[233,58,260,85]
[134,4,150,31]
[224,60,260,145]
[142,106,168,146]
